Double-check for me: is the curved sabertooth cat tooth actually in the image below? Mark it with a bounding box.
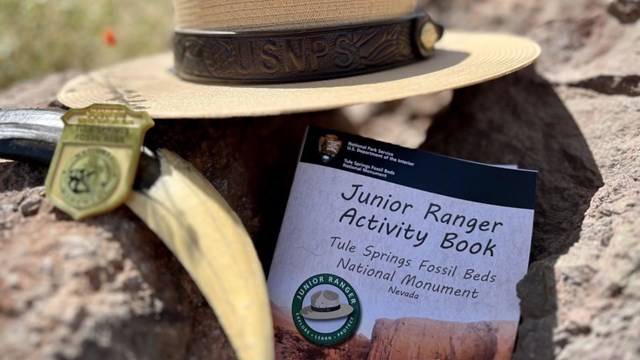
[125,149,274,360]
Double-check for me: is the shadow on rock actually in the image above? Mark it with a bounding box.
[143,111,352,274]
[0,161,47,191]
[421,66,603,358]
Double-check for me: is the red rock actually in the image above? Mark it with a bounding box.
[368,318,517,360]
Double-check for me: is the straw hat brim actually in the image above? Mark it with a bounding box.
[57,31,540,119]
[300,304,354,320]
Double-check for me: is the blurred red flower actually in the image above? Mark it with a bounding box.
[102,28,116,47]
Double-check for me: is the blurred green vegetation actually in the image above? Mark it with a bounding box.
[0,0,173,90]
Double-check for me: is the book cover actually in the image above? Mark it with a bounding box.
[268,127,537,359]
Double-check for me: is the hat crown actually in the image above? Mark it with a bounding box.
[311,290,341,309]
[173,0,417,31]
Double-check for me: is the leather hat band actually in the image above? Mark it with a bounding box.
[173,13,444,84]
[311,305,342,313]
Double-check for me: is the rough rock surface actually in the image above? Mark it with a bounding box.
[1,0,639,359]
[0,164,236,359]
[422,0,639,359]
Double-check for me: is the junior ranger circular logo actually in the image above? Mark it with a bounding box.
[291,273,360,345]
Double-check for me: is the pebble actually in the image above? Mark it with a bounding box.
[20,197,42,217]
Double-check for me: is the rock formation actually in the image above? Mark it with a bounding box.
[368,318,517,360]
[422,1,640,359]
[1,0,639,358]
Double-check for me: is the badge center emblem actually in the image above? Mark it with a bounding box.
[60,147,120,208]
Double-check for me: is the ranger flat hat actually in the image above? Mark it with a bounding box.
[57,0,541,119]
[300,290,354,320]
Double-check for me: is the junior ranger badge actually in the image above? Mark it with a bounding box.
[45,104,154,220]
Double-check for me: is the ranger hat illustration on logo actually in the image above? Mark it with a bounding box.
[301,290,354,320]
